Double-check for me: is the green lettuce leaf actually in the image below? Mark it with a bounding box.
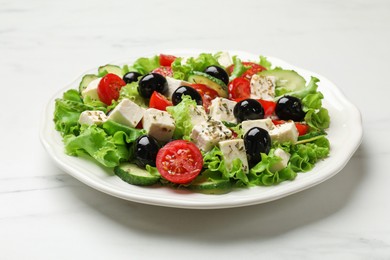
[102,120,146,144]
[202,146,249,186]
[102,120,146,161]
[54,89,93,136]
[305,108,330,130]
[287,76,319,99]
[82,95,107,112]
[229,56,246,81]
[259,55,272,70]
[248,150,297,186]
[166,95,197,139]
[282,76,330,131]
[302,92,324,110]
[118,82,147,107]
[171,53,221,80]
[289,136,330,172]
[125,56,160,75]
[64,124,130,168]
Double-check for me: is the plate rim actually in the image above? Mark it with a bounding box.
[40,49,363,209]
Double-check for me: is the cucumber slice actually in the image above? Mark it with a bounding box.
[258,69,306,92]
[189,177,232,194]
[98,64,124,77]
[114,163,160,186]
[78,74,99,93]
[188,71,228,98]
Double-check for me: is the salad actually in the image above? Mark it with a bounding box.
[53,52,330,194]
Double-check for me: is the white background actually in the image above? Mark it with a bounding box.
[1,0,389,259]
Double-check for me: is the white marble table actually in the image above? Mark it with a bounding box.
[1,0,389,259]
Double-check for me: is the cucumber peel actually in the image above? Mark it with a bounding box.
[78,74,99,93]
[188,71,228,98]
[189,176,232,194]
[114,163,160,186]
[259,69,306,93]
[98,64,124,77]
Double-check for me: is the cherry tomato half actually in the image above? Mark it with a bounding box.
[272,120,309,136]
[159,54,177,67]
[191,83,219,111]
[228,77,250,100]
[242,64,267,80]
[97,73,126,105]
[295,123,309,136]
[156,140,203,184]
[152,66,173,77]
[257,99,276,117]
[149,91,172,111]
[227,62,267,76]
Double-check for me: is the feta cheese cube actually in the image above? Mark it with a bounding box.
[107,98,144,128]
[165,77,191,99]
[189,105,209,126]
[241,118,275,136]
[142,108,175,142]
[81,78,101,100]
[190,120,232,152]
[250,75,276,101]
[218,139,249,173]
[208,97,237,124]
[78,110,107,125]
[270,148,291,172]
[217,52,233,68]
[269,121,299,144]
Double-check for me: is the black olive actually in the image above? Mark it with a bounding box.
[204,65,229,85]
[138,73,168,98]
[123,71,142,84]
[233,99,264,123]
[171,86,203,106]
[244,127,271,168]
[135,135,160,168]
[275,95,306,121]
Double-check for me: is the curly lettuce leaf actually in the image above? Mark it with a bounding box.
[259,55,272,70]
[289,136,330,172]
[54,89,93,136]
[166,95,197,139]
[202,147,249,186]
[305,108,330,130]
[171,53,221,80]
[102,120,145,144]
[248,150,297,186]
[281,76,330,131]
[82,95,107,112]
[118,82,147,107]
[125,56,160,75]
[229,56,246,81]
[286,76,319,99]
[64,124,130,168]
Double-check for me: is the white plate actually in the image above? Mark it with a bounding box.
[40,49,363,209]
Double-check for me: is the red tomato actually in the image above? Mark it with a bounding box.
[227,62,267,76]
[228,77,250,100]
[152,66,173,77]
[272,119,285,125]
[242,64,267,80]
[156,140,203,184]
[136,120,143,129]
[295,123,309,136]
[97,73,126,105]
[149,91,172,111]
[257,99,276,117]
[272,120,309,136]
[159,54,176,67]
[191,84,219,110]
